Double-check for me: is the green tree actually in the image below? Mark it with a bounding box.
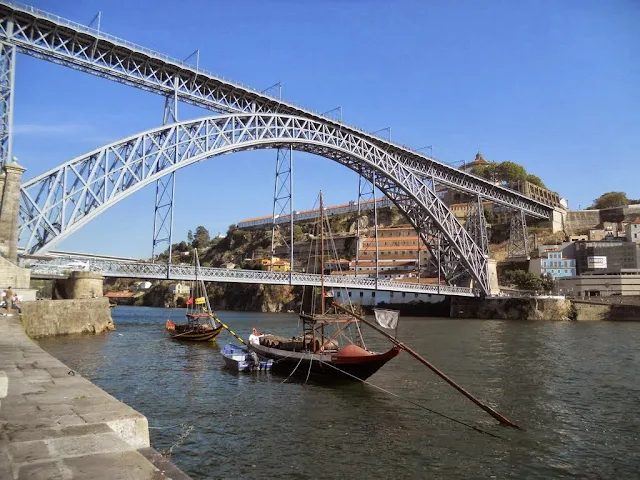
[590,192,629,210]
[526,174,545,188]
[187,230,194,244]
[504,270,543,291]
[293,224,305,242]
[192,225,210,249]
[497,161,527,184]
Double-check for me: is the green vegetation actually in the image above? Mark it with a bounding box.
[589,191,640,210]
[470,160,547,188]
[502,270,556,292]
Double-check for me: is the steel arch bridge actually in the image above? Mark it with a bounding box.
[21,113,493,292]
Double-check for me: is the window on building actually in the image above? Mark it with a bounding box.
[415,293,419,298]
[348,292,352,297]
[337,292,341,297]
[359,292,364,298]
[390,291,394,298]
[402,292,406,297]
[372,292,376,297]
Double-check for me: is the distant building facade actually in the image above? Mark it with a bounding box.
[529,249,576,279]
[574,240,638,275]
[626,218,640,244]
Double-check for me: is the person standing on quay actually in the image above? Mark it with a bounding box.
[5,286,13,310]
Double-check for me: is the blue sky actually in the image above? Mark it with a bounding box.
[12,0,639,258]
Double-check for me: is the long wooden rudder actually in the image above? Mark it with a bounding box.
[334,303,520,429]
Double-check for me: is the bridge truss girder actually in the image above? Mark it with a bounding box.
[18,114,490,293]
[0,2,553,218]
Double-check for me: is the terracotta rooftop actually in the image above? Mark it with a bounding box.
[105,291,135,298]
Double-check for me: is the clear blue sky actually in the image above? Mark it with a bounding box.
[12,0,639,258]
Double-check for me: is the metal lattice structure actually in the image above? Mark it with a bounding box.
[507,210,530,259]
[19,113,492,292]
[25,256,477,297]
[354,171,378,277]
[0,40,14,166]
[151,92,178,262]
[0,1,554,218]
[270,147,293,272]
[465,196,489,257]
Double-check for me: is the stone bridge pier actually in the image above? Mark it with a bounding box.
[54,271,105,300]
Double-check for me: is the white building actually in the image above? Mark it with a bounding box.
[625,218,640,244]
[168,282,190,295]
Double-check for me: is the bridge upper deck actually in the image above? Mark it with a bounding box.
[0,0,553,218]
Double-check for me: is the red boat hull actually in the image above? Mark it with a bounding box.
[248,343,401,382]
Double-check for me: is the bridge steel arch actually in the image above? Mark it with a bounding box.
[19,113,490,293]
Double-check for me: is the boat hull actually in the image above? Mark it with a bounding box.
[165,321,223,342]
[221,344,273,372]
[247,343,401,382]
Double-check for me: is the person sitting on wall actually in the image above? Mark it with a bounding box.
[4,286,13,311]
[12,295,22,314]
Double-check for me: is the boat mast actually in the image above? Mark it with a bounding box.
[320,191,325,316]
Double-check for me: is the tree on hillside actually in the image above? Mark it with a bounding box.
[192,225,210,249]
[590,192,629,210]
[471,160,546,188]
[526,174,545,187]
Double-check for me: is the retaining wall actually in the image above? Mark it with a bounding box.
[451,296,573,320]
[573,301,640,321]
[20,298,114,338]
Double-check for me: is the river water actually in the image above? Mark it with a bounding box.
[38,306,640,479]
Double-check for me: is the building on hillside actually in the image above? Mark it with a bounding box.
[529,248,576,279]
[625,218,640,244]
[221,262,236,269]
[346,225,431,278]
[558,270,640,297]
[104,291,136,305]
[134,281,152,291]
[168,282,190,296]
[574,240,638,275]
[259,257,291,272]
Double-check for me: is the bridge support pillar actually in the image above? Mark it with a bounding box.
[54,271,104,299]
[0,159,26,263]
[487,259,499,295]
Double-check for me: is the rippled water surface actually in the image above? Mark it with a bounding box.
[38,307,640,479]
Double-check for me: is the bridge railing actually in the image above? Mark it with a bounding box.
[24,256,478,297]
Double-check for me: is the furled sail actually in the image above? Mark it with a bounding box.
[374,308,400,330]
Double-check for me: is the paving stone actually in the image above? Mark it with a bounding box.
[50,431,130,457]
[7,440,51,464]
[64,451,164,480]
[16,460,67,480]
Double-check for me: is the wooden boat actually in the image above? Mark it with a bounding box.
[165,249,223,342]
[221,343,273,372]
[247,191,401,382]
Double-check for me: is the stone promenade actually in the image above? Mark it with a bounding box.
[0,314,190,479]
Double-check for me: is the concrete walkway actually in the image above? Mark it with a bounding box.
[0,314,190,479]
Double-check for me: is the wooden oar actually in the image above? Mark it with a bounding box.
[334,303,520,429]
[215,316,247,345]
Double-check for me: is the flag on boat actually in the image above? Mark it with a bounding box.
[374,308,400,330]
[186,297,194,306]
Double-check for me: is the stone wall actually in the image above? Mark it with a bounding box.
[565,210,601,235]
[573,301,640,321]
[451,296,574,320]
[54,271,104,299]
[20,297,114,338]
[0,256,30,289]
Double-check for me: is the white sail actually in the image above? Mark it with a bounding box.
[374,308,400,330]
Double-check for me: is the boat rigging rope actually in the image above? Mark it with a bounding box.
[316,359,506,440]
[280,353,306,384]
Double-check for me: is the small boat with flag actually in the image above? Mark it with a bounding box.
[165,250,223,342]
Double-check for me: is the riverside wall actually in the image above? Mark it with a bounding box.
[0,314,190,479]
[450,296,574,320]
[451,296,640,320]
[20,298,115,338]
